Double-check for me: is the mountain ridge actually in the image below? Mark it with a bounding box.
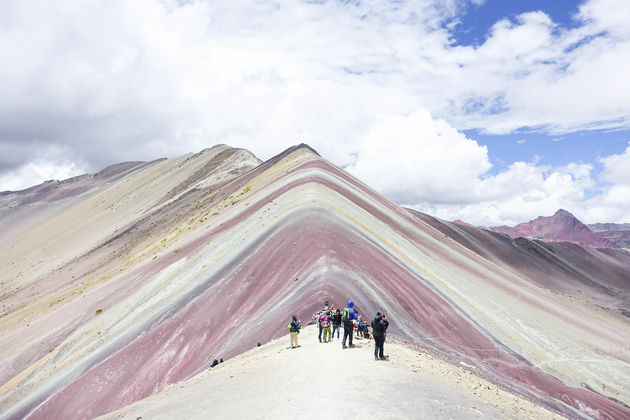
[589,222,630,249]
[1,145,629,419]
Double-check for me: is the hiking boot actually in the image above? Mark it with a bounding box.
[374,356,379,361]
[342,345,347,349]
[349,344,355,348]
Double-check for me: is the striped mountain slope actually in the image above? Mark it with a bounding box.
[1,144,629,419]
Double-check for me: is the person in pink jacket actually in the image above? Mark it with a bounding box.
[320,311,332,343]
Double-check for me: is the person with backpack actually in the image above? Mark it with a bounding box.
[288,315,301,348]
[371,311,388,360]
[341,300,357,349]
[320,311,332,343]
[331,308,342,340]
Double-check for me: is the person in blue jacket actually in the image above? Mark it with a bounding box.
[341,300,357,349]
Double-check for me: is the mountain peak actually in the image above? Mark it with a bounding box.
[488,209,619,249]
[554,208,574,217]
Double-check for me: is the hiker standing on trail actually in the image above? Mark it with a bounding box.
[289,315,301,348]
[321,311,332,343]
[341,300,357,349]
[371,311,388,360]
[317,310,324,343]
[331,309,342,340]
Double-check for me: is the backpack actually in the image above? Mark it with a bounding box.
[341,308,350,323]
[288,320,300,332]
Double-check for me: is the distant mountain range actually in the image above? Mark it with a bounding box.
[588,222,630,249]
[484,209,621,249]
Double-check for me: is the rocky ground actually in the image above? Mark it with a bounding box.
[101,325,563,419]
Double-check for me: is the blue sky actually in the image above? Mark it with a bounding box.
[1,0,629,225]
[454,0,583,46]
[468,129,629,172]
[451,0,630,214]
[454,0,627,173]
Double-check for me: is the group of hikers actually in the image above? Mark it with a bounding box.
[288,300,390,361]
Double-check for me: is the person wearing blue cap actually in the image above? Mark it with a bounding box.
[341,300,357,349]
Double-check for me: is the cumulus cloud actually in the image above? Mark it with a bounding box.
[348,108,601,225]
[599,142,630,186]
[0,0,455,190]
[576,143,630,223]
[577,0,630,38]
[408,159,598,226]
[345,107,622,226]
[347,109,491,204]
[0,0,629,224]
[438,7,630,134]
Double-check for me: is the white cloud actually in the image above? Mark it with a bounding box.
[599,142,630,186]
[406,157,598,226]
[347,109,491,204]
[0,0,629,224]
[345,108,615,226]
[577,0,630,38]
[575,143,630,223]
[437,5,630,134]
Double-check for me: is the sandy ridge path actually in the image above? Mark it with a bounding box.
[102,325,563,420]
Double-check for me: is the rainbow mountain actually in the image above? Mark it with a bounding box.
[1,144,629,419]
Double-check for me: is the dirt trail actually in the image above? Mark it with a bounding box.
[101,325,564,419]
